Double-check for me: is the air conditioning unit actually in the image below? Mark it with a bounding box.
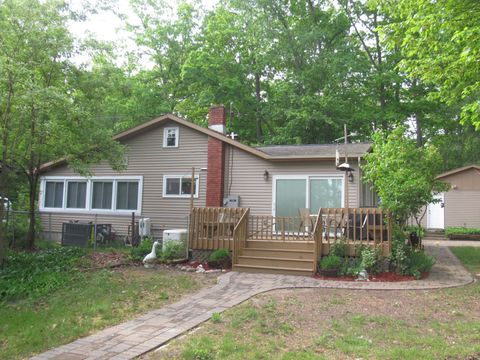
[138,218,151,237]
[163,229,188,250]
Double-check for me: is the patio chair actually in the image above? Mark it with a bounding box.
[297,208,313,233]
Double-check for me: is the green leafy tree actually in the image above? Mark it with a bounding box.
[0,0,124,255]
[362,126,449,227]
[383,0,480,130]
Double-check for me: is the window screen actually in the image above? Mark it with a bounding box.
[91,181,113,209]
[116,181,139,210]
[44,181,64,208]
[66,181,87,208]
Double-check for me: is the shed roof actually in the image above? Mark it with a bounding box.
[436,164,480,179]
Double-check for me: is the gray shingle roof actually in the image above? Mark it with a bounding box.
[255,143,372,158]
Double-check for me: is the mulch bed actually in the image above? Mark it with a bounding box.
[89,251,128,269]
[314,271,428,282]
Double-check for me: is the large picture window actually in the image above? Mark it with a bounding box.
[163,175,199,198]
[40,176,142,214]
[273,176,344,217]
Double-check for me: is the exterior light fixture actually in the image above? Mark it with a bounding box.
[348,171,354,183]
[263,170,269,181]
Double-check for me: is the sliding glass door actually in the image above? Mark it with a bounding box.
[275,179,307,217]
[274,176,344,216]
[309,178,343,213]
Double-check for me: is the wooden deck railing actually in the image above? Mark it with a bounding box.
[247,215,315,241]
[317,207,392,256]
[232,208,250,265]
[188,207,248,250]
[189,207,392,257]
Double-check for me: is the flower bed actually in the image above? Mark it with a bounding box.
[314,271,429,282]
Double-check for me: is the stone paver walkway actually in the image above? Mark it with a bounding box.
[31,246,474,360]
[423,239,480,247]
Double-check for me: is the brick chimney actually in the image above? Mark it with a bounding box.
[206,105,226,207]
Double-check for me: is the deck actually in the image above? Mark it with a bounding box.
[189,207,392,275]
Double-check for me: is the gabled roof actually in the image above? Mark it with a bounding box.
[437,164,480,179]
[38,113,372,173]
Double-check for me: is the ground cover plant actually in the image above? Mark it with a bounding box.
[0,246,216,359]
[148,247,480,360]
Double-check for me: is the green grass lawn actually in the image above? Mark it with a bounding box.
[0,248,215,360]
[148,247,480,360]
[451,247,480,274]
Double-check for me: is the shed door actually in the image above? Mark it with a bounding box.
[427,193,444,229]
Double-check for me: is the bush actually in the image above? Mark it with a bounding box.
[445,227,480,236]
[404,225,425,238]
[0,247,86,302]
[130,238,158,261]
[360,247,381,274]
[207,248,231,269]
[330,239,347,258]
[160,241,186,261]
[408,250,436,279]
[319,255,342,270]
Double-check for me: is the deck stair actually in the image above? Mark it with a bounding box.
[232,240,315,276]
[424,230,446,240]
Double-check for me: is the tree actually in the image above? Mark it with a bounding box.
[0,0,124,255]
[361,126,449,228]
[383,0,480,130]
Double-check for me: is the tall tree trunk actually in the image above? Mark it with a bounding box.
[416,115,423,147]
[254,72,264,142]
[25,173,38,250]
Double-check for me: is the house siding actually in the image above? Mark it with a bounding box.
[223,144,359,215]
[444,191,480,228]
[39,120,208,240]
[441,168,480,228]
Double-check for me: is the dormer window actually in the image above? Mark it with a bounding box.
[163,127,179,147]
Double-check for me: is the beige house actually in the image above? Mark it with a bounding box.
[425,165,480,229]
[38,106,375,242]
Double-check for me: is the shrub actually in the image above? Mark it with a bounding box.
[330,239,347,258]
[207,248,231,269]
[408,250,436,279]
[445,227,480,236]
[319,255,342,270]
[130,238,158,261]
[0,247,86,302]
[160,241,186,261]
[360,247,381,274]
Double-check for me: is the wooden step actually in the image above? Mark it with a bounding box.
[246,240,314,251]
[233,264,313,276]
[241,247,314,260]
[237,255,313,270]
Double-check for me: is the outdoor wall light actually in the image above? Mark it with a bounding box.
[263,170,269,181]
[348,171,354,183]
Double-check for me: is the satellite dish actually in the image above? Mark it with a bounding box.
[337,162,354,172]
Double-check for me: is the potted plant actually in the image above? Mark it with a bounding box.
[319,255,342,277]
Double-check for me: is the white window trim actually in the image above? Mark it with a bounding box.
[272,174,345,217]
[65,179,88,209]
[163,127,179,148]
[39,176,143,215]
[162,175,199,198]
